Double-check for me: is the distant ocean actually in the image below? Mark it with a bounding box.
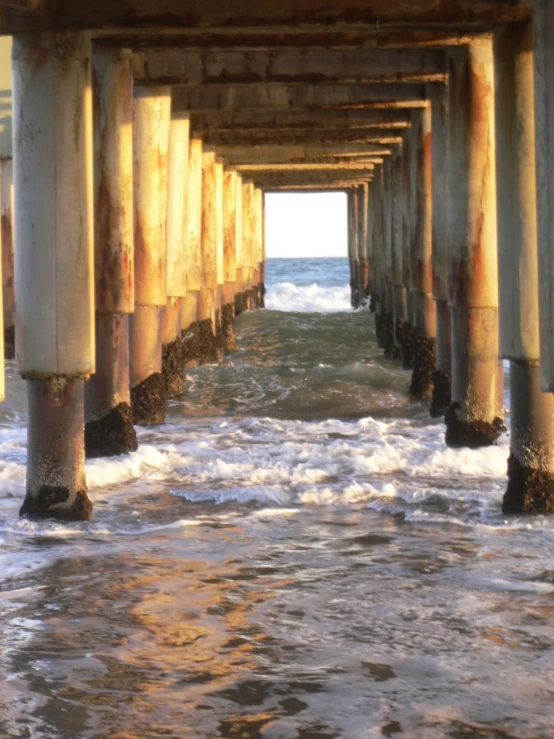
[1,256,553,738]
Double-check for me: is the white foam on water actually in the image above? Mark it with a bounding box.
[265,281,352,312]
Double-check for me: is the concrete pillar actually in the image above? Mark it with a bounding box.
[535,0,554,397]
[162,111,190,397]
[240,180,255,312]
[390,145,406,360]
[401,124,415,369]
[446,38,504,448]
[1,158,14,359]
[253,187,265,309]
[84,47,137,459]
[221,168,238,349]
[348,189,360,308]
[198,150,220,361]
[13,32,93,519]
[495,21,554,513]
[356,183,370,306]
[130,86,170,425]
[409,105,437,399]
[429,81,452,417]
[233,174,245,315]
[367,181,376,311]
[181,136,203,366]
[373,166,388,347]
[381,157,395,357]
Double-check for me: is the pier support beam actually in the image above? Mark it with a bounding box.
[14,32,94,519]
[222,168,239,349]
[390,145,405,360]
[163,111,190,397]
[85,47,137,458]
[429,82,452,417]
[199,150,221,362]
[1,158,14,359]
[409,106,436,400]
[182,136,203,366]
[495,21,554,513]
[446,39,504,448]
[130,87,170,424]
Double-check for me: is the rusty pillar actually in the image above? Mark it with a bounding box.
[14,32,94,519]
[356,183,369,305]
[162,111,190,397]
[390,144,405,360]
[494,22,554,513]
[401,124,415,369]
[198,150,220,362]
[446,38,504,448]
[84,47,137,459]
[1,158,14,359]
[428,81,452,418]
[181,136,203,366]
[534,0,554,396]
[130,86,170,425]
[348,189,359,308]
[221,168,238,349]
[409,105,436,400]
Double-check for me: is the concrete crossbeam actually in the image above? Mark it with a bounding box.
[172,84,429,112]
[213,145,392,165]
[190,109,412,131]
[133,47,446,86]
[0,0,531,34]
[199,131,403,146]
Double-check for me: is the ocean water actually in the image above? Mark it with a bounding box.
[1,257,553,739]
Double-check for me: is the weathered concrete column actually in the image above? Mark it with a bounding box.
[356,183,370,306]
[367,180,376,311]
[390,145,406,360]
[198,150,220,362]
[373,166,387,345]
[253,187,266,309]
[181,135,203,366]
[221,168,238,349]
[13,32,94,519]
[162,111,190,397]
[1,158,14,359]
[401,125,415,369]
[409,105,436,399]
[429,81,452,417]
[495,22,554,513]
[213,157,225,358]
[240,180,255,312]
[535,0,554,403]
[446,39,504,448]
[381,157,395,357]
[130,86,170,425]
[85,47,137,458]
[233,174,246,316]
[348,189,360,308]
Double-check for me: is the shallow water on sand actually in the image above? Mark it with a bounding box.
[1,258,553,739]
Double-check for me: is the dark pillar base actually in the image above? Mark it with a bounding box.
[258,282,266,309]
[85,402,138,459]
[394,318,405,362]
[221,303,236,350]
[20,488,92,521]
[162,338,184,398]
[409,334,436,400]
[350,278,360,309]
[131,373,166,426]
[197,318,219,364]
[445,403,505,448]
[401,322,415,370]
[430,370,452,418]
[4,324,14,360]
[369,294,377,313]
[235,291,246,316]
[181,321,201,367]
[503,454,554,514]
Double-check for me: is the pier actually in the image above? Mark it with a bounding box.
[0,0,552,517]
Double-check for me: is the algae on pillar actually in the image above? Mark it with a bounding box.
[13,32,94,519]
[131,86,170,425]
[446,38,504,448]
[495,20,554,513]
[85,47,137,459]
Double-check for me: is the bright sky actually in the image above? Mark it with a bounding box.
[264,192,347,259]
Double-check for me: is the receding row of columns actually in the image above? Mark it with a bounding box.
[348,16,554,514]
[11,36,266,520]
